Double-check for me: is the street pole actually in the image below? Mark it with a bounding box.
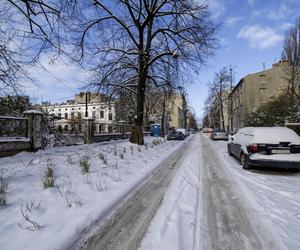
[230,65,233,133]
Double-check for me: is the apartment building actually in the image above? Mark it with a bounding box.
[230,60,289,131]
[167,93,187,129]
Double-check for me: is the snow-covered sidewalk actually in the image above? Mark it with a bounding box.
[0,137,184,250]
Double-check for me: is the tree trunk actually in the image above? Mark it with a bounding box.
[161,96,166,137]
[131,33,147,145]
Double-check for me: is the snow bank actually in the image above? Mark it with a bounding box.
[0,137,184,250]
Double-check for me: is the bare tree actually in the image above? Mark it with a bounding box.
[281,17,300,108]
[205,67,230,129]
[73,0,218,144]
[0,0,63,95]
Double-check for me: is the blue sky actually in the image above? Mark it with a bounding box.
[23,0,300,120]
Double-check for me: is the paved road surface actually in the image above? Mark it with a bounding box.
[201,136,277,250]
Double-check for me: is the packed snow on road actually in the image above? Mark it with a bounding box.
[0,138,183,250]
[141,134,300,250]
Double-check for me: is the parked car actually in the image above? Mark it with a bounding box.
[202,127,213,137]
[227,127,300,169]
[176,128,188,137]
[167,131,185,140]
[210,128,228,140]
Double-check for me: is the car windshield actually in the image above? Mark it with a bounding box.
[214,128,226,133]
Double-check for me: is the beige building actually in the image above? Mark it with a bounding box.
[167,93,187,129]
[230,60,289,131]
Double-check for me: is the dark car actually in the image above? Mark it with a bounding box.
[167,131,185,140]
[210,128,228,140]
[227,127,300,169]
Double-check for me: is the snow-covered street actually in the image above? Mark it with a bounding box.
[141,133,300,250]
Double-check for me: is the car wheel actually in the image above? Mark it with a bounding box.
[227,145,233,156]
[240,153,250,169]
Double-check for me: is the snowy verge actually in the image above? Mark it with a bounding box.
[0,137,185,250]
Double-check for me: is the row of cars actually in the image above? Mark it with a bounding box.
[166,128,193,140]
[202,128,229,140]
[203,127,300,170]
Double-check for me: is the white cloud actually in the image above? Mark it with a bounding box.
[196,0,226,18]
[237,25,283,50]
[225,16,243,27]
[267,3,293,20]
[248,0,255,6]
[22,54,90,103]
[279,22,293,31]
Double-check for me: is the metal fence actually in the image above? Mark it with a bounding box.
[0,116,28,138]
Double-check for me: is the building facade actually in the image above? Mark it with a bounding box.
[230,60,290,131]
[41,93,116,133]
[167,93,187,129]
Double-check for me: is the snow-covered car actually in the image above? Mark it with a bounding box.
[176,128,188,137]
[227,127,300,169]
[210,128,228,140]
[167,131,185,140]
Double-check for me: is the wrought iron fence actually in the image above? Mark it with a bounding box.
[0,116,27,137]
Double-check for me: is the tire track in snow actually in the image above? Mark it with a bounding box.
[201,135,281,250]
[72,139,192,250]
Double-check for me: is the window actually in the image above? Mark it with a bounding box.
[64,113,68,119]
[100,111,104,118]
[64,125,68,131]
[78,125,82,132]
[72,108,74,111]
[58,108,61,111]
[58,113,61,117]
[78,112,81,119]
[92,111,96,118]
[71,113,74,119]
[108,113,113,120]
[259,88,267,103]
[65,108,68,111]
[93,107,96,109]
[79,107,81,110]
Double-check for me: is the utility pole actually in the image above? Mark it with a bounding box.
[230,65,233,133]
[85,92,90,117]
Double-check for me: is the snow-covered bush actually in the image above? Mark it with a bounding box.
[79,156,90,174]
[0,176,8,206]
[42,165,55,189]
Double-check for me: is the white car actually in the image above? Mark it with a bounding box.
[176,128,188,137]
[227,127,300,169]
